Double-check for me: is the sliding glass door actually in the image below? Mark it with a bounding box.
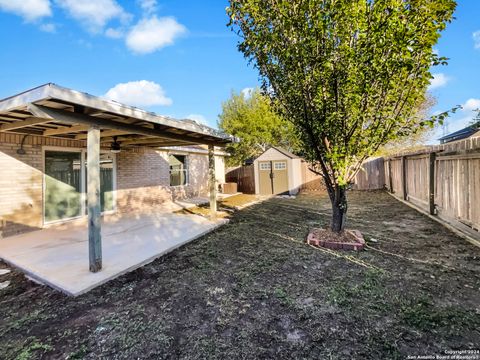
[44,149,116,223]
[44,151,82,222]
[84,153,115,213]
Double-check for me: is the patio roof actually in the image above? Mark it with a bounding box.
[0,83,232,147]
[0,83,224,275]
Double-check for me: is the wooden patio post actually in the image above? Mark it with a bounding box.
[208,144,217,219]
[87,125,102,272]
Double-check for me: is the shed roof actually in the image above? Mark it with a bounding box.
[271,147,300,159]
[0,83,232,147]
[255,147,300,161]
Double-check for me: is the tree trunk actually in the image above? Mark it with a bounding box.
[329,185,347,233]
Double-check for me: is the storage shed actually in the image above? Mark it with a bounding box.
[253,147,303,195]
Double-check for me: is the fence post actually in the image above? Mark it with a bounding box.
[429,152,436,215]
[401,156,407,200]
[388,159,393,192]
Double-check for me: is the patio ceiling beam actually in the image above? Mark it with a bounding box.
[116,137,174,146]
[43,125,90,136]
[75,129,133,140]
[28,104,223,146]
[98,136,194,147]
[154,142,195,148]
[0,117,51,132]
[130,140,199,147]
[0,115,27,121]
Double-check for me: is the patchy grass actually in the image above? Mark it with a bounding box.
[0,191,479,359]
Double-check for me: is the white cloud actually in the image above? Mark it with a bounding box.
[126,16,186,54]
[40,23,56,32]
[105,27,124,39]
[104,80,172,107]
[428,73,449,90]
[462,98,480,112]
[55,0,130,33]
[139,0,157,15]
[449,116,476,133]
[186,114,207,125]
[432,98,480,142]
[77,39,93,49]
[0,0,51,21]
[241,87,254,99]
[473,31,480,49]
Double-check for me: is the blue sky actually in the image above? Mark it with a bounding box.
[429,1,480,141]
[0,1,478,143]
[0,0,258,128]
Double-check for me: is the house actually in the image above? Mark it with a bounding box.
[438,122,480,144]
[0,83,232,294]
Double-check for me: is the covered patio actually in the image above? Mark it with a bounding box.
[0,83,232,294]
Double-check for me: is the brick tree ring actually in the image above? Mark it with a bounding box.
[306,228,366,251]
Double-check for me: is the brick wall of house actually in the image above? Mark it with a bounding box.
[115,148,214,213]
[116,148,172,213]
[0,133,224,238]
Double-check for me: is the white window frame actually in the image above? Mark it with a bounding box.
[274,161,287,170]
[259,162,271,171]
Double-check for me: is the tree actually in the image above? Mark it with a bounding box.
[227,0,456,232]
[469,111,480,128]
[377,94,437,156]
[219,88,299,166]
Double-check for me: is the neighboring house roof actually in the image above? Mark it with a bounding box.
[438,123,480,144]
[0,83,232,148]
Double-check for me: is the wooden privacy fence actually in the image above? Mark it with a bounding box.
[225,165,255,194]
[380,136,480,239]
[300,161,324,191]
[353,157,385,190]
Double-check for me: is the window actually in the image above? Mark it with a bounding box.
[44,150,116,223]
[274,161,287,170]
[259,162,271,170]
[44,151,82,222]
[169,154,188,186]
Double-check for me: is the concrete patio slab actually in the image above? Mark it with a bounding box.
[0,212,227,296]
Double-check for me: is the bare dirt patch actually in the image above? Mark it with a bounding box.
[175,194,263,218]
[219,193,262,209]
[0,190,479,359]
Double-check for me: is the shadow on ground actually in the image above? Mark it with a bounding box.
[0,191,479,359]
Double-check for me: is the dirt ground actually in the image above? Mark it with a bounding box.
[175,194,263,218]
[0,191,479,359]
